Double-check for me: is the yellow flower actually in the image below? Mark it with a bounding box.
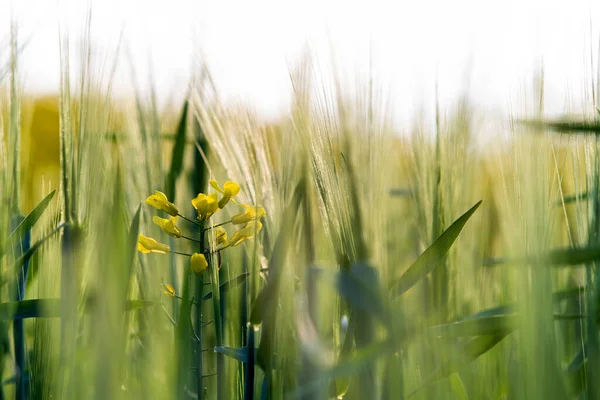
[231,204,266,225]
[192,193,219,221]
[152,216,182,238]
[190,253,208,275]
[210,180,241,208]
[146,191,179,216]
[212,226,228,247]
[137,234,170,254]
[162,284,176,297]
[229,221,263,247]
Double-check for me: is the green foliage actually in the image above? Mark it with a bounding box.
[0,190,56,257]
[391,200,482,298]
[165,100,189,201]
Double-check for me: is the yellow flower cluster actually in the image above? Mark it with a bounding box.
[137,180,266,276]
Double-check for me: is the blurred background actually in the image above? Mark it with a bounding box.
[3,0,600,211]
[2,0,600,120]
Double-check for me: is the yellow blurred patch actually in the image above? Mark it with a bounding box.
[22,96,60,212]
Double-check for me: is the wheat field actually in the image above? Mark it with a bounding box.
[1,13,600,400]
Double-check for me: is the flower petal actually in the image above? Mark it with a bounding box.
[138,234,170,254]
[146,191,179,216]
[223,181,241,196]
[190,253,208,275]
[209,180,223,193]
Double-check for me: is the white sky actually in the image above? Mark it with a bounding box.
[2,0,600,127]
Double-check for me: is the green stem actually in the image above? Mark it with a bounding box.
[210,245,230,253]
[209,248,225,399]
[194,223,206,400]
[178,213,201,226]
[171,251,193,257]
[202,221,232,232]
[182,235,203,244]
[195,277,205,399]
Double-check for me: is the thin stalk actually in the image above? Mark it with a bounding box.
[58,21,78,398]
[171,251,193,257]
[243,323,255,400]
[202,221,231,232]
[195,225,205,400]
[431,78,446,316]
[209,246,225,399]
[182,235,203,244]
[300,160,320,400]
[242,255,254,400]
[178,213,201,226]
[11,214,28,400]
[7,22,26,400]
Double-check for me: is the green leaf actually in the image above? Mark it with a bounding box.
[203,272,249,300]
[1,190,56,256]
[124,205,142,299]
[519,119,600,134]
[429,315,520,338]
[464,286,583,319]
[0,298,157,319]
[449,373,469,400]
[391,200,482,298]
[12,223,64,271]
[409,333,509,397]
[250,181,303,326]
[485,245,600,267]
[127,205,142,268]
[337,263,390,326]
[175,273,194,395]
[566,342,587,373]
[290,340,389,399]
[215,346,255,364]
[165,100,188,201]
[555,191,590,206]
[0,299,60,319]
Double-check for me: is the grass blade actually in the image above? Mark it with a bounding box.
[485,245,600,267]
[1,190,56,256]
[250,182,303,326]
[566,342,587,373]
[0,299,157,319]
[215,346,256,364]
[408,333,509,397]
[555,191,590,206]
[12,224,65,271]
[291,340,389,399]
[390,200,482,298]
[429,315,520,338]
[165,100,188,201]
[203,272,249,300]
[519,119,600,134]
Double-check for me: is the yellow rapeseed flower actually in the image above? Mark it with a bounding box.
[162,284,176,297]
[190,253,208,275]
[152,216,182,238]
[146,191,179,216]
[210,180,241,208]
[231,204,266,225]
[192,193,219,221]
[212,226,228,247]
[229,221,263,247]
[137,234,170,254]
